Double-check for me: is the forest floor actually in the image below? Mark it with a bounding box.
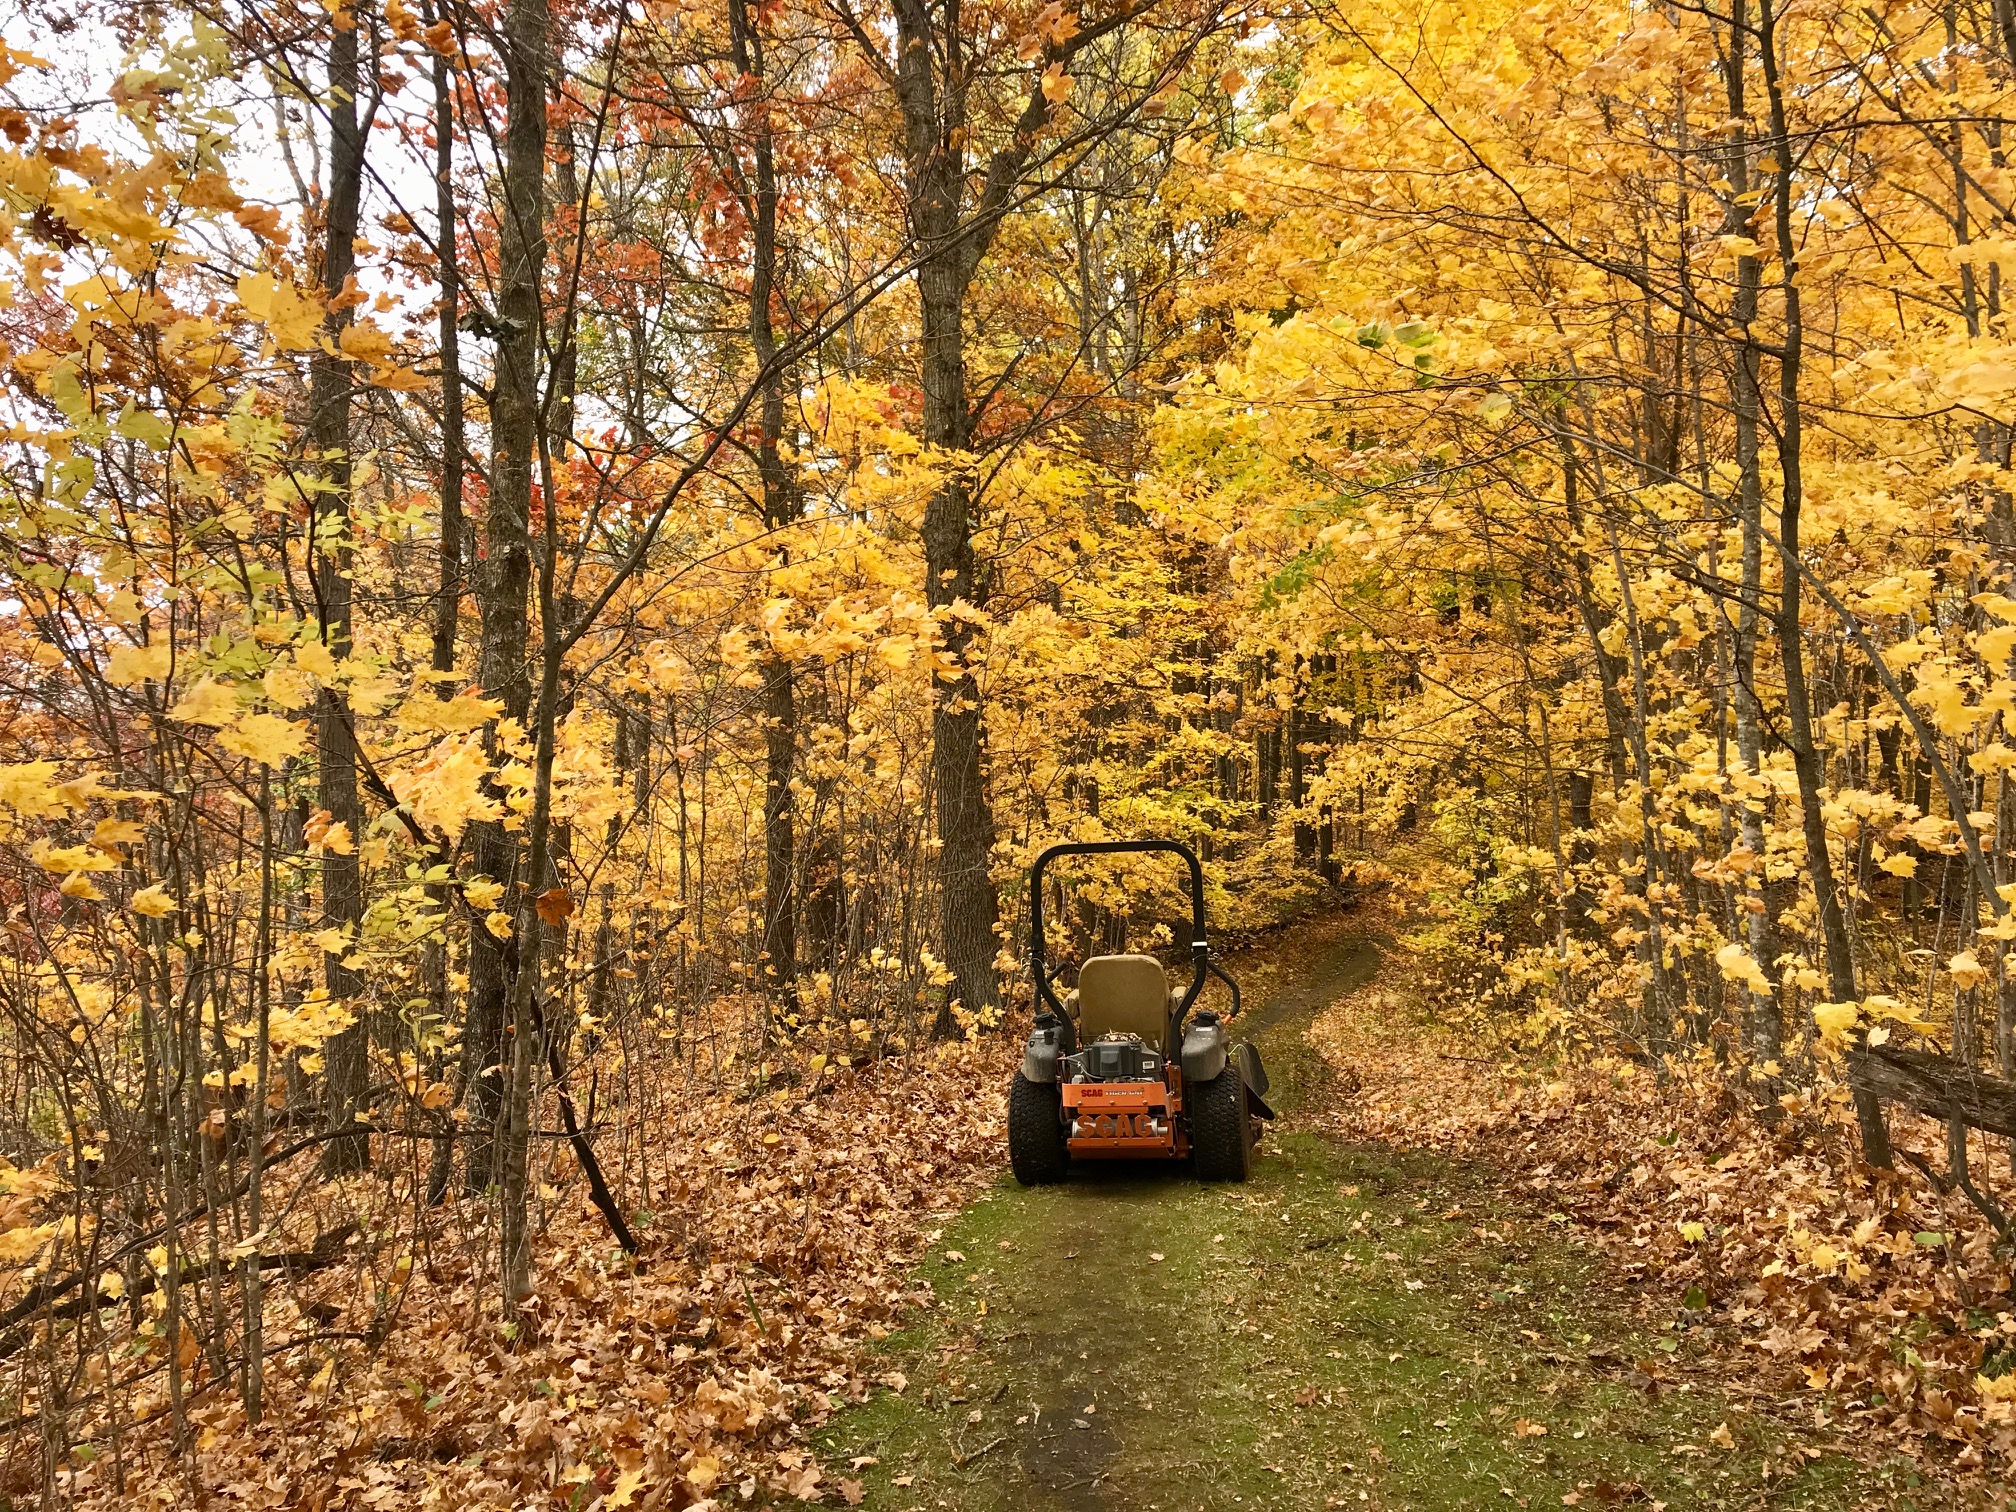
[810,918,1962,1512]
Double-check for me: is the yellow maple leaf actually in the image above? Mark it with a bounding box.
[1969,742,2016,775]
[105,642,170,687]
[463,877,505,910]
[1713,942,1769,993]
[1865,993,1931,1030]
[263,662,314,710]
[336,321,394,364]
[91,818,145,853]
[217,713,309,766]
[398,733,503,840]
[1944,359,2016,398]
[59,872,106,901]
[484,909,513,939]
[1903,814,1956,850]
[396,691,505,734]
[368,363,428,392]
[1812,1000,1860,1043]
[235,270,324,351]
[1950,950,1988,989]
[129,884,177,917]
[169,677,239,726]
[314,821,355,856]
[0,762,64,815]
[309,926,351,955]
[35,842,117,873]
[384,0,423,40]
[338,659,402,715]
[295,639,340,680]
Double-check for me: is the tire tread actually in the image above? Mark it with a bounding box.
[1008,1074,1068,1185]
[1189,1069,1250,1182]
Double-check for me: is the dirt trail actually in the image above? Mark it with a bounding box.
[816,918,1920,1511]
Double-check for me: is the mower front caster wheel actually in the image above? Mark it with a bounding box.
[1189,1069,1251,1182]
[1008,1074,1069,1185]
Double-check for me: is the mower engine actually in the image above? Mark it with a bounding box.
[1060,1033,1179,1154]
[1065,1036,1163,1083]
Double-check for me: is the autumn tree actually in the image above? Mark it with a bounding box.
[831,0,1232,1024]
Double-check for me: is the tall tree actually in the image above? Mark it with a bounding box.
[313,7,370,1176]
[728,0,800,1001]
[835,0,1221,1025]
[490,0,551,1314]
[423,0,467,1207]
[463,0,545,1197]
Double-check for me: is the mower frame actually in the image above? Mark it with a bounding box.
[1029,838,1220,1036]
[1011,839,1264,1183]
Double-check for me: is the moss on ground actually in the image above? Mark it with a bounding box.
[812,932,1946,1511]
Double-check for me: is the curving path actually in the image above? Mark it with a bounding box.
[815,920,1908,1511]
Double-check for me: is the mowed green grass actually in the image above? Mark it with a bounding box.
[812,939,1948,1511]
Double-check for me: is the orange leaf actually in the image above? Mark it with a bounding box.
[536,886,575,925]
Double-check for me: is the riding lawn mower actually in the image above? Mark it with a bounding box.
[1008,840,1273,1184]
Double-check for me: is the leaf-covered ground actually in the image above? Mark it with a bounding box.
[54,907,2010,1508]
[814,927,1974,1511]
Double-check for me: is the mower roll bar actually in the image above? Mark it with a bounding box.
[1029,839,1214,1033]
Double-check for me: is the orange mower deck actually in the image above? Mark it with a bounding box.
[1062,1069,1188,1158]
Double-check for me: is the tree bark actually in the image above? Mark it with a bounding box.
[493,0,551,1313]
[863,0,1182,1027]
[1721,0,1784,1064]
[429,5,465,692]
[1758,0,1888,1164]
[463,0,544,1195]
[314,17,368,1177]
[730,0,800,1000]
[885,0,1001,1027]
[424,0,465,1207]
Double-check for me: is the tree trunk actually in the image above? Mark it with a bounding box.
[730,0,800,1000]
[463,0,544,1195]
[314,18,368,1177]
[1721,0,1783,1064]
[892,0,1003,1028]
[492,0,551,1313]
[424,0,465,1207]
[1758,0,1888,1165]
[875,0,1155,1029]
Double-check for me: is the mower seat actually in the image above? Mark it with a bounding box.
[1075,954,1174,1053]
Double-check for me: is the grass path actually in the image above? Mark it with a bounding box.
[814,924,1938,1511]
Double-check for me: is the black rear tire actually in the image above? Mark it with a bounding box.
[1189,1069,1251,1182]
[1008,1074,1069,1185]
